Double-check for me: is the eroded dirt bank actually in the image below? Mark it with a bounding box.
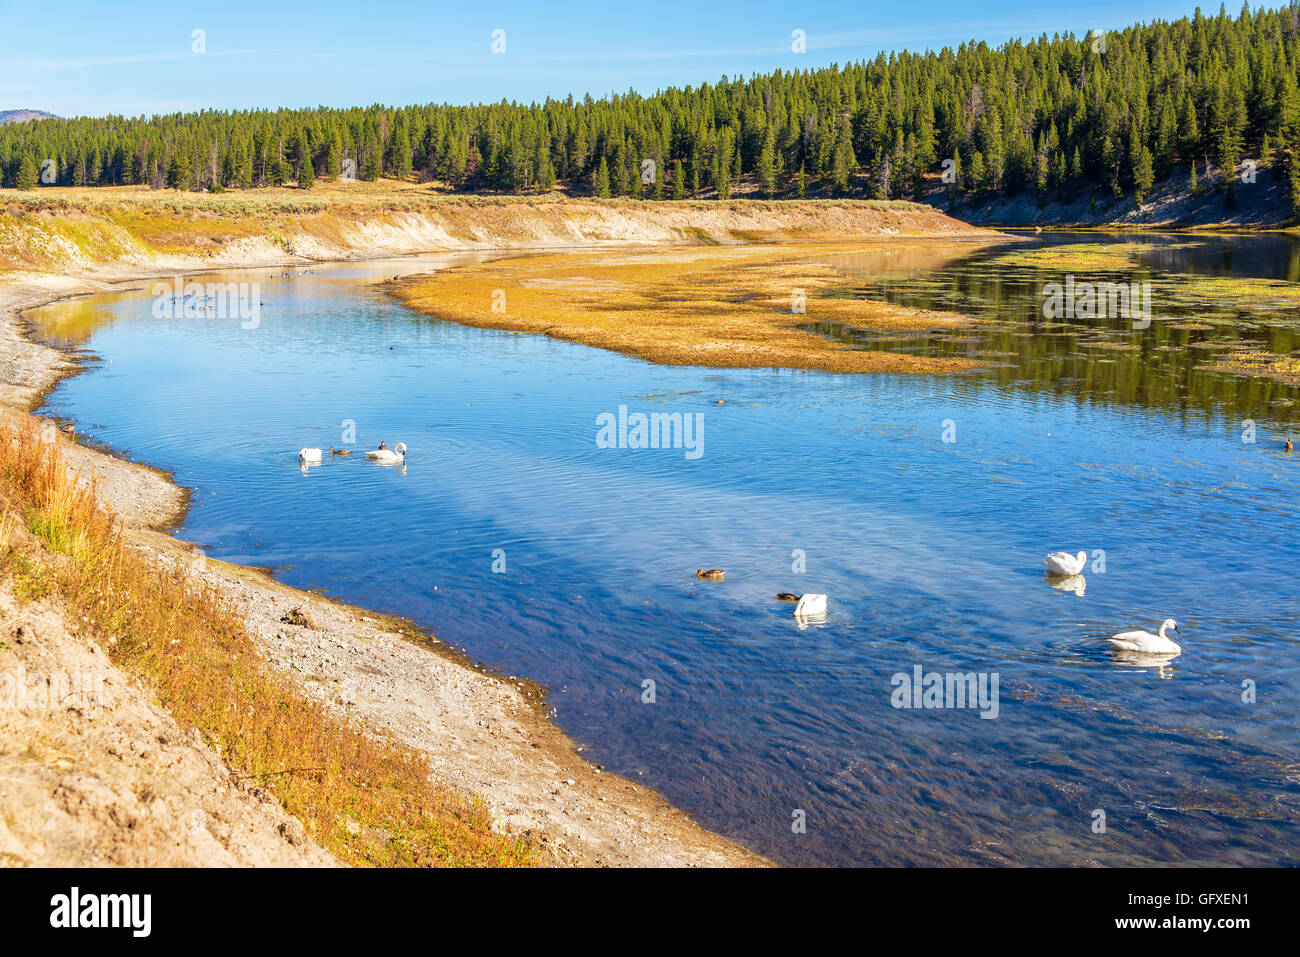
[1,188,991,277]
[0,578,339,867]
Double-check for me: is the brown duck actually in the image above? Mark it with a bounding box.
[696,568,725,581]
[329,446,351,456]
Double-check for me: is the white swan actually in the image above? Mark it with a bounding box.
[793,593,828,617]
[299,447,322,464]
[366,441,406,463]
[1044,550,1087,576]
[1108,618,1181,655]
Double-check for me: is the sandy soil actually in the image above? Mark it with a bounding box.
[0,579,338,867]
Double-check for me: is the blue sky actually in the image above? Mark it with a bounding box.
[0,1,1232,117]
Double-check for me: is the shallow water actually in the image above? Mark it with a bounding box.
[29,236,1300,866]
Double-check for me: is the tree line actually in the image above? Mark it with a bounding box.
[5,4,1300,211]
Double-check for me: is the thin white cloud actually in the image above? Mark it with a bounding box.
[3,48,294,74]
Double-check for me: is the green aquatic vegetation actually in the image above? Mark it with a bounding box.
[1084,341,1142,351]
[1172,276,1300,310]
[1200,351,1300,387]
[990,243,1142,272]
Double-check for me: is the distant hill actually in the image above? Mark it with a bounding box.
[0,109,56,124]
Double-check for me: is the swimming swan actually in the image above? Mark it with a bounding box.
[366,442,406,463]
[299,447,322,464]
[1044,550,1087,576]
[1108,618,1181,655]
[793,593,828,617]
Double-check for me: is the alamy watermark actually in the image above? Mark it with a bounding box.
[49,887,150,937]
[151,275,261,329]
[890,664,1000,719]
[1042,275,1152,328]
[595,405,704,460]
[1,665,105,714]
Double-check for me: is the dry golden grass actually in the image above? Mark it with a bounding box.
[396,244,984,375]
[104,208,267,255]
[0,426,535,867]
[1,181,952,216]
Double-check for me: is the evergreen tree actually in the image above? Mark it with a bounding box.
[715,155,731,199]
[968,151,986,194]
[388,123,412,180]
[535,142,556,192]
[1289,141,1300,214]
[831,118,856,195]
[15,154,38,190]
[360,150,381,182]
[1131,136,1154,204]
[236,144,253,189]
[593,156,611,198]
[324,138,341,180]
[221,148,236,189]
[299,151,315,188]
[757,128,776,197]
[168,153,194,191]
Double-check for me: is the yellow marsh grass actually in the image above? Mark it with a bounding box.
[397,245,984,375]
[0,427,534,867]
